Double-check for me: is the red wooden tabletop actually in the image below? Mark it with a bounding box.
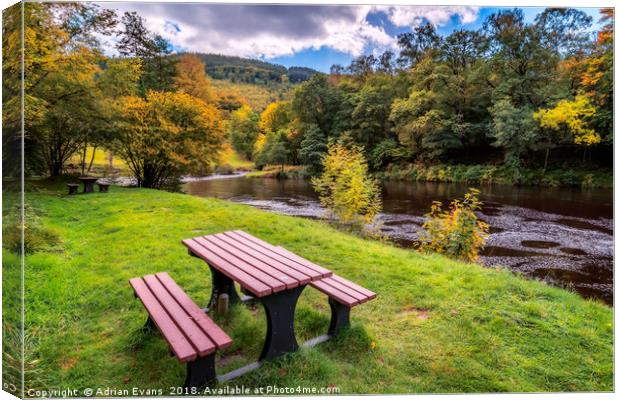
[182,230,332,298]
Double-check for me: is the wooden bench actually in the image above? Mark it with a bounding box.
[309,274,376,334]
[67,183,79,195]
[129,272,233,388]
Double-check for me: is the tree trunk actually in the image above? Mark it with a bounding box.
[87,146,97,173]
[543,147,549,174]
[582,147,587,164]
[80,142,88,176]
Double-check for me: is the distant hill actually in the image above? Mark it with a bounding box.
[191,53,319,85]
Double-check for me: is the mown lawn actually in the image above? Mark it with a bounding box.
[2,182,613,395]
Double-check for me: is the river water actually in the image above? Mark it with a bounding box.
[183,177,614,305]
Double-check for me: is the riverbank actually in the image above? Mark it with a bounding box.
[244,163,612,189]
[377,164,613,189]
[3,182,612,393]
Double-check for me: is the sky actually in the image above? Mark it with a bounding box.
[95,3,604,72]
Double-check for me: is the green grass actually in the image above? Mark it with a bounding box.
[2,182,613,395]
[217,144,254,170]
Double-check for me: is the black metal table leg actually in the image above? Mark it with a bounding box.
[328,298,351,335]
[184,353,216,389]
[259,285,306,361]
[207,264,240,310]
[83,181,94,193]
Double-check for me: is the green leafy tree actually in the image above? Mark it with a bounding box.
[489,99,537,167]
[298,124,327,175]
[255,130,290,173]
[349,74,401,153]
[291,74,350,137]
[116,11,176,93]
[312,141,382,226]
[228,105,260,160]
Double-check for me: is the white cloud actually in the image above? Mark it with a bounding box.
[373,6,480,28]
[96,4,480,59]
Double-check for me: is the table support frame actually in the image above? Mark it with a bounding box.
[258,284,305,361]
[207,264,241,310]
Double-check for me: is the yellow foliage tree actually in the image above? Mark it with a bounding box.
[113,91,224,188]
[533,94,600,146]
[312,142,382,226]
[259,101,291,134]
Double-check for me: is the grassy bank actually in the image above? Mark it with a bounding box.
[2,182,613,395]
[246,165,307,179]
[378,164,613,189]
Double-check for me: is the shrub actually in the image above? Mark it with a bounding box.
[215,163,235,175]
[312,141,382,227]
[2,204,61,254]
[418,188,489,262]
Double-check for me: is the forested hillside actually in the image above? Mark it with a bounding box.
[194,53,318,84]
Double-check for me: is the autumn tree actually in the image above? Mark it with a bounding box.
[533,94,599,164]
[112,91,225,188]
[312,141,382,227]
[2,2,117,176]
[580,9,613,143]
[228,105,260,160]
[259,101,291,134]
[174,53,216,103]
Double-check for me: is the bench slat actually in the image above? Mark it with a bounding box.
[142,275,216,357]
[129,278,197,362]
[319,276,369,303]
[194,237,287,293]
[203,235,298,289]
[214,233,313,285]
[223,231,323,281]
[330,275,377,301]
[155,272,232,350]
[183,238,271,297]
[310,279,360,307]
[230,230,332,278]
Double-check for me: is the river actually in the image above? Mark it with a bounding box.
[183,176,613,305]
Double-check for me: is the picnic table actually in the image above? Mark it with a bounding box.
[183,230,333,361]
[78,176,99,193]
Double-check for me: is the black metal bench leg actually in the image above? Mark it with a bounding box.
[184,354,216,389]
[328,298,351,335]
[207,264,240,310]
[259,285,305,361]
[143,316,156,331]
